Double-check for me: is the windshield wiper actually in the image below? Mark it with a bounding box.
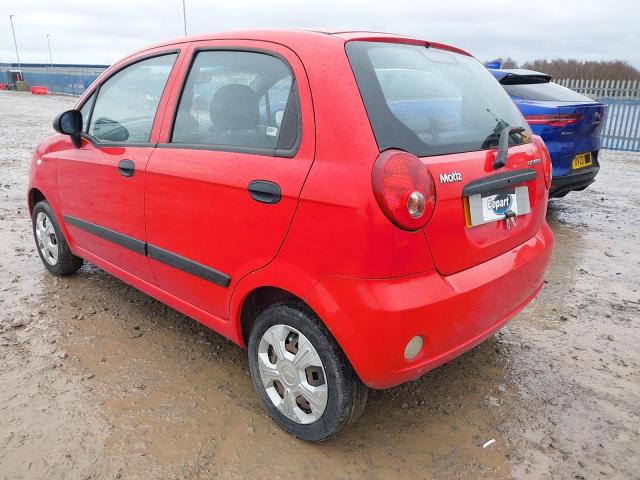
[494,126,525,169]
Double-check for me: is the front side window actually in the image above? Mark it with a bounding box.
[346,41,530,157]
[79,92,96,133]
[172,50,298,151]
[88,54,177,143]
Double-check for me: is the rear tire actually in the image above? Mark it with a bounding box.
[248,304,368,441]
[32,201,83,276]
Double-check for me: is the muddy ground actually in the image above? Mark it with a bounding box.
[0,90,638,480]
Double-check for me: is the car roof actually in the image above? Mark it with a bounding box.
[127,29,472,61]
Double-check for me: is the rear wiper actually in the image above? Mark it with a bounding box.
[486,108,509,132]
[481,109,509,149]
[483,108,526,169]
[494,126,525,169]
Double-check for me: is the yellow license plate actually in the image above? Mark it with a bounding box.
[572,152,593,170]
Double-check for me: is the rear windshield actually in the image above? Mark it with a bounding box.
[346,41,529,157]
[503,82,594,102]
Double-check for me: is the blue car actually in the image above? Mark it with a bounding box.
[488,67,606,198]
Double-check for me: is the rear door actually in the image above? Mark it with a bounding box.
[145,40,315,319]
[57,51,181,283]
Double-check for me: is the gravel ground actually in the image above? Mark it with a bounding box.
[0,90,638,479]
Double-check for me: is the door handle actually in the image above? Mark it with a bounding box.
[118,159,135,177]
[248,180,281,204]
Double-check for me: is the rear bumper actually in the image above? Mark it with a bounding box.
[306,223,554,389]
[550,165,599,198]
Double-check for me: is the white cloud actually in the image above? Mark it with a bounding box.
[1,0,638,67]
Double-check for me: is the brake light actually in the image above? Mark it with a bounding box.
[525,113,582,128]
[372,150,436,231]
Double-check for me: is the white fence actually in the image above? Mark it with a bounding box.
[557,78,640,152]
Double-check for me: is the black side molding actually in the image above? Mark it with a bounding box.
[63,214,231,287]
[64,215,147,255]
[147,245,231,288]
[462,168,537,197]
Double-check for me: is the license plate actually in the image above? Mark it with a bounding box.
[466,186,531,227]
[572,152,593,170]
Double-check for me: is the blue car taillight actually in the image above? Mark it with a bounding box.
[525,113,582,128]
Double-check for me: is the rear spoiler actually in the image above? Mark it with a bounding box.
[488,68,552,85]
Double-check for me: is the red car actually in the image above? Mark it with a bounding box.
[28,30,553,440]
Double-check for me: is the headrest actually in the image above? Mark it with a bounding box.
[209,84,259,131]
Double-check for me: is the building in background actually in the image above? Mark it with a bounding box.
[0,62,108,95]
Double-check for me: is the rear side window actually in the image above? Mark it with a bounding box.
[504,82,594,102]
[87,54,177,143]
[346,41,529,157]
[171,50,299,153]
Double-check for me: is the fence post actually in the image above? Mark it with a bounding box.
[631,100,640,151]
[620,97,634,150]
[610,92,623,150]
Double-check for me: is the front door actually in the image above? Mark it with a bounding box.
[57,53,179,284]
[145,41,315,319]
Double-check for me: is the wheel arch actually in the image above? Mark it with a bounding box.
[235,281,368,394]
[27,185,77,255]
[28,187,47,214]
[239,286,312,347]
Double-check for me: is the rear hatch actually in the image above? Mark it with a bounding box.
[346,41,550,275]
[422,143,548,275]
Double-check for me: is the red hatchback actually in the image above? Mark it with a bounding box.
[28,30,553,440]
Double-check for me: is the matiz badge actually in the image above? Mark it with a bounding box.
[440,171,462,184]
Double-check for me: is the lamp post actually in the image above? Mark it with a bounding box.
[47,34,53,68]
[9,15,21,71]
[182,0,187,36]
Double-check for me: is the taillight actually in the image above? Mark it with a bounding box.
[542,148,552,188]
[525,113,582,128]
[372,150,436,231]
[532,136,552,188]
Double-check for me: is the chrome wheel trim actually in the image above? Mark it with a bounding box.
[257,324,328,424]
[35,212,58,266]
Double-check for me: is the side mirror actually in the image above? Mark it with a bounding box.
[53,110,82,148]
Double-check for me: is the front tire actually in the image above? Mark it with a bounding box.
[248,304,368,441]
[32,201,83,276]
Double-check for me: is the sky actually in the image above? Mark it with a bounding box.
[1,0,639,68]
